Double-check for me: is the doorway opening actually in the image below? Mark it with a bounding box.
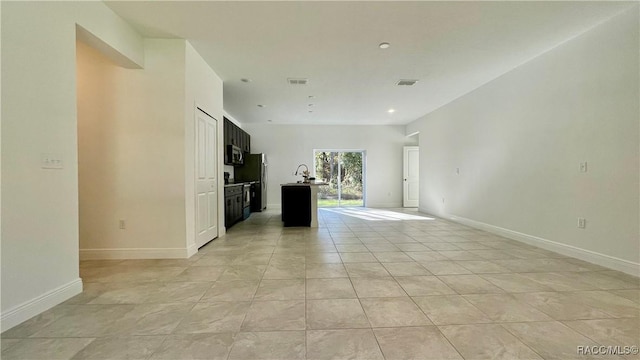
[314,150,365,207]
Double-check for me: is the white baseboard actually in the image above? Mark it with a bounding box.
[79,247,192,260]
[447,214,640,277]
[1,278,83,332]
[186,243,198,258]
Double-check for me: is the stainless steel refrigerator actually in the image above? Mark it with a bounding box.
[234,153,267,211]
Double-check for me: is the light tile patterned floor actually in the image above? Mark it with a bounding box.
[2,208,639,359]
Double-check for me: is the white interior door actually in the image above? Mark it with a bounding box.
[403,146,419,207]
[196,108,218,248]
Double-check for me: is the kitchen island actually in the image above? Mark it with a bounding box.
[281,182,328,227]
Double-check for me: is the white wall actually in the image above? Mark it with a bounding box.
[1,1,144,330]
[184,42,225,243]
[243,124,417,208]
[407,8,639,274]
[77,39,189,258]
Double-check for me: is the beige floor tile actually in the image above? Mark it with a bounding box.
[306,263,348,278]
[563,318,640,345]
[200,280,259,301]
[481,273,556,292]
[421,261,473,275]
[306,299,370,329]
[413,295,491,325]
[440,324,542,360]
[439,250,485,261]
[373,252,414,262]
[70,336,165,359]
[1,305,77,338]
[254,279,305,300]
[336,244,369,252]
[568,291,640,318]
[192,255,237,266]
[438,274,505,294]
[32,305,136,337]
[86,282,161,304]
[351,278,407,298]
[424,243,462,251]
[406,251,448,262]
[383,262,432,276]
[218,265,266,280]
[231,253,272,265]
[613,289,640,303]
[394,243,431,251]
[149,333,235,360]
[374,326,462,359]
[1,339,21,354]
[514,292,614,320]
[0,338,94,360]
[262,261,305,279]
[108,303,194,335]
[173,266,227,282]
[228,331,305,360]
[518,272,599,291]
[396,276,456,296]
[173,302,250,334]
[306,329,384,360]
[305,252,342,263]
[339,252,378,263]
[463,294,553,322]
[502,321,599,360]
[241,300,305,331]
[470,249,518,260]
[456,260,510,274]
[365,244,401,252]
[306,278,357,299]
[360,297,432,327]
[344,262,391,277]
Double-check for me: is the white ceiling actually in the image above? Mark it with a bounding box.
[105,1,634,125]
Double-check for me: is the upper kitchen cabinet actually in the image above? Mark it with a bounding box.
[223,117,251,165]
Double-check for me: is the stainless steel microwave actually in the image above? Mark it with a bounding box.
[227,145,244,165]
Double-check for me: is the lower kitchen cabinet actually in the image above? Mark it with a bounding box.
[224,185,243,228]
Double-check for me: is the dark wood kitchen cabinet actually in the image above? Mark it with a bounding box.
[224,185,243,228]
[224,117,251,165]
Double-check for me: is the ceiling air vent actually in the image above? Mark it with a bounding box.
[396,79,419,86]
[287,78,309,85]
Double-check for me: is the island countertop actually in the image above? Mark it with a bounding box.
[281,182,328,186]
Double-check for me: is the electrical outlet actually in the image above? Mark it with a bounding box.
[579,162,588,173]
[119,220,126,230]
[578,218,586,229]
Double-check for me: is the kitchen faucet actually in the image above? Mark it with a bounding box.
[294,164,309,176]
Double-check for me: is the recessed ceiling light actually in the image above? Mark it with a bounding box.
[257,104,264,108]
[308,104,314,107]
[308,95,315,99]
[388,108,396,113]
[240,78,251,83]
[379,42,390,49]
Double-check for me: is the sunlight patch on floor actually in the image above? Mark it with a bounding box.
[320,207,434,221]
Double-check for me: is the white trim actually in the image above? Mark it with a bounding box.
[79,247,192,260]
[447,214,640,277]
[187,243,199,258]
[1,278,83,332]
